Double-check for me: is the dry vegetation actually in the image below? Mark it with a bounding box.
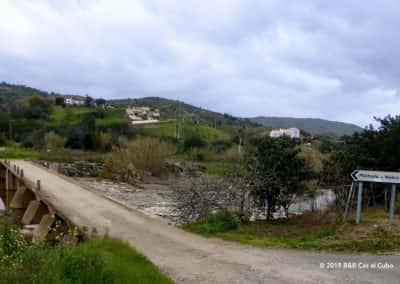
[104,137,175,183]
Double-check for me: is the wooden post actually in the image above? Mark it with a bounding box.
[356,182,363,224]
[389,184,396,225]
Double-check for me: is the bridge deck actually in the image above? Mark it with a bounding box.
[4,160,400,284]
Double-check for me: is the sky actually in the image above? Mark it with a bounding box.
[1,0,400,127]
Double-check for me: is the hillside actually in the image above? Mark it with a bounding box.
[110,97,257,127]
[1,82,362,137]
[0,82,50,108]
[250,116,362,136]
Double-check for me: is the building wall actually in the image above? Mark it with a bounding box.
[269,128,300,138]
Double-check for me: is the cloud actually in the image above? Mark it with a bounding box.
[1,0,400,126]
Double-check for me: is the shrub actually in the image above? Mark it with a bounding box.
[105,137,174,181]
[183,134,207,151]
[82,132,97,150]
[0,133,6,146]
[98,131,112,152]
[60,246,114,284]
[210,140,232,153]
[183,211,241,234]
[45,131,66,149]
[221,147,242,162]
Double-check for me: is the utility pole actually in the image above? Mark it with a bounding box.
[175,100,181,139]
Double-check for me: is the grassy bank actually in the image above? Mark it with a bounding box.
[0,219,173,284]
[0,147,38,159]
[183,209,400,253]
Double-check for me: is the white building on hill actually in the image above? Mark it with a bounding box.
[270,128,300,139]
[126,107,160,125]
[64,96,85,105]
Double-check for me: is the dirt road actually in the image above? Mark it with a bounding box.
[10,160,400,284]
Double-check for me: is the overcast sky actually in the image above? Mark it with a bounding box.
[1,1,400,126]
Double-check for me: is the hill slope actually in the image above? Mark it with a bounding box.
[1,82,362,137]
[110,97,256,127]
[249,116,362,136]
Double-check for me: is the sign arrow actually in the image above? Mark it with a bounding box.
[351,170,400,184]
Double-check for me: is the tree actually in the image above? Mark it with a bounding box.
[320,116,400,211]
[247,136,312,221]
[95,98,106,107]
[10,95,52,120]
[55,97,66,107]
[85,95,94,107]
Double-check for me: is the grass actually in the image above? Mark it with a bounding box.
[183,209,400,253]
[133,121,230,143]
[0,147,39,159]
[202,161,231,175]
[87,238,173,284]
[0,218,173,284]
[49,106,128,127]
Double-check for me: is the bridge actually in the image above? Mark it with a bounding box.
[1,159,399,283]
[0,159,80,242]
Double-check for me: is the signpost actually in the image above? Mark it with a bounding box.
[351,170,400,184]
[346,170,398,224]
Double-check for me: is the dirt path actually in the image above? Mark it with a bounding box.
[10,160,400,284]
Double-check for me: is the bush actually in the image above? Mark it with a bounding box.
[60,246,114,284]
[183,211,241,234]
[183,134,207,151]
[105,137,174,181]
[0,133,6,146]
[45,131,66,149]
[210,140,232,153]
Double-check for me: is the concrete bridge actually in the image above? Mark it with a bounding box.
[1,159,400,283]
[0,159,79,242]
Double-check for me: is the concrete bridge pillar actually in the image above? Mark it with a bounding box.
[0,163,6,204]
[10,184,36,219]
[5,168,18,208]
[32,214,56,243]
[22,200,50,225]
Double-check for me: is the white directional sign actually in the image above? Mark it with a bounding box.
[351,170,400,184]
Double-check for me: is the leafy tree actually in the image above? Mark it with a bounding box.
[85,95,94,107]
[55,97,66,107]
[247,136,312,221]
[10,95,52,120]
[95,98,106,106]
[321,116,400,210]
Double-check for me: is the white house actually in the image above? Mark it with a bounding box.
[64,96,85,105]
[126,107,161,125]
[269,128,300,139]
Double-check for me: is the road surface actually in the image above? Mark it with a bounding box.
[8,160,400,283]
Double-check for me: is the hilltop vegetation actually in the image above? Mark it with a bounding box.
[250,116,362,136]
[111,97,258,127]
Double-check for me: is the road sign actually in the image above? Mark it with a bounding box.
[351,170,400,184]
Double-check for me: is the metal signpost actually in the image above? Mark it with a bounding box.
[345,170,400,224]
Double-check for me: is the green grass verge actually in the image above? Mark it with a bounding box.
[183,210,400,253]
[0,219,173,284]
[86,238,173,284]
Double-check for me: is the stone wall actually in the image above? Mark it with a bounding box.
[38,161,103,177]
